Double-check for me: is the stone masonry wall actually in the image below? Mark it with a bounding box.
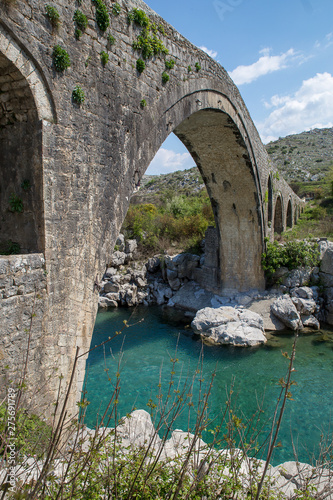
[0,0,303,415]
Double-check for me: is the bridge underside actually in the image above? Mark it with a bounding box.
[174,109,265,293]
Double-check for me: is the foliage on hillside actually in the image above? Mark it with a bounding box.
[266,127,333,183]
[122,189,215,255]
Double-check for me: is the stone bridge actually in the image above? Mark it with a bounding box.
[0,0,302,414]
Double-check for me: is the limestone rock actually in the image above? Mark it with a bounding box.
[125,239,137,254]
[115,234,125,252]
[104,267,117,279]
[98,297,117,309]
[191,306,266,346]
[172,253,200,279]
[270,295,302,330]
[146,257,160,273]
[301,315,320,329]
[281,268,312,288]
[291,297,316,315]
[320,240,333,274]
[104,282,120,293]
[248,296,285,331]
[110,251,126,267]
[167,282,216,312]
[291,286,316,300]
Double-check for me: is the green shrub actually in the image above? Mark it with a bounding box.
[262,240,320,278]
[165,59,175,70]
[73,9,88,31]
[107,33,115,46]
[188,65,192,72]
[9,193,23,213]
[93,0,109,31]
[195,62,201,72]
[52,44,71,72]
[45,4,60,27]
[75,28,82,39]
[100,50,109,66]
[21,179,31,191]
[136,58,145,73]
[112,2,121,15]
[128,8,150,27]
[0,240,21,255]
[162,71,169,84]
[140,99,147,108]
[72,85,85,105]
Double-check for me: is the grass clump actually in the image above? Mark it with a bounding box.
[100,50,109,66]
[52,44,70,72]
[162,71,170,84]
[112,2,121,15]
[45,4,60,27]
[73,9,88,33]
[140,99,147,108]
[195,62,201,72]
[107,33,115,46]
[72,85,85,105]
[92,0,109,32]
[165,58,175,70]
[129,7,169,64]
[136,58,145,73]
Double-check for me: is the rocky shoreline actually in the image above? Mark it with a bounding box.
[98,234,333,346]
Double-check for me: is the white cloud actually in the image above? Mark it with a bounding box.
[229,48,300,85]
[257,72,333,143]
[199,46,218,59]
[146,148,194,175]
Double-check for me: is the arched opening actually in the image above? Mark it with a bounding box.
[0,52,44,254]
[173,109,264,293]
[286,199,293,228]
[274,195,283,235]
[267,175,273,224]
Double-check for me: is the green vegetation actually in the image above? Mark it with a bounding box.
[73,9,88,34]
[52,44,70,72]
[262,240,320,278]
[107,33,115,46]
[45,4,60,27]
[188,65,192,72]
[195,62,201,72]
[136,58,145,73]
[129,8,169,62]
[162,71,170,84]
[100,50,109,66]
[112,2,121,15]
[165,58,175,70]
[9,193,23,213]
[92,0,109,32]
[72,85,85,105]
[21,179,31,191]
[122,190,215,255]
[140,99,147,108]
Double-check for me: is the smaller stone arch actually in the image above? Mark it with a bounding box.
[286,198,293,228]
[274,195,283,235]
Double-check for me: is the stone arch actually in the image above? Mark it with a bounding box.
[133,91,265,294]
[274,195,283,235]
[0,25,55,253]
[286,198,293,228]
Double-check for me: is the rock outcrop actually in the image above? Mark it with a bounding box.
[191,306,267,346]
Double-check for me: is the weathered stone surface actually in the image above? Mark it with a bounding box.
[110,251,126,267]
[270,295,302,330]
[301,315,320,329]
[291,286,316,300]
[248,296,286,331]
[292,297,316,315]
[320,241,333,274]
[0,0,303,415]
[146,257,160,273]
[167,282,217,312]
[115,234,125,252]
[125,239,137,255]
[281,268,312,288]
[191,306,266,346]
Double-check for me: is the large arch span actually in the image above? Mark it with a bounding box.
[0,0,302,415]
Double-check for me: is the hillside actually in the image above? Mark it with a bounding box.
[266,127,333,183]
[133,127,333,203]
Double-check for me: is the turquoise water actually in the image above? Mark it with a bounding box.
[83,306,333,465]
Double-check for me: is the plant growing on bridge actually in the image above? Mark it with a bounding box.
[45,4,60,27]
[129,8,169,63]
[128,7,150,27]
[165,58,175,70]
[107,33,115,47]
[100,50,109,66]
[112,2,121,15]
[195,62,201,72]
[92,0,109,32]
[72,85,85,105]
[162,71,170,84]
[136,58,145,73]
[73,9,88,33]
[9,193,23,213]
[52,44,71,72]
[140,99,147,108]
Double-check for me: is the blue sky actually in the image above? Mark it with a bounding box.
[145,0,333,175]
